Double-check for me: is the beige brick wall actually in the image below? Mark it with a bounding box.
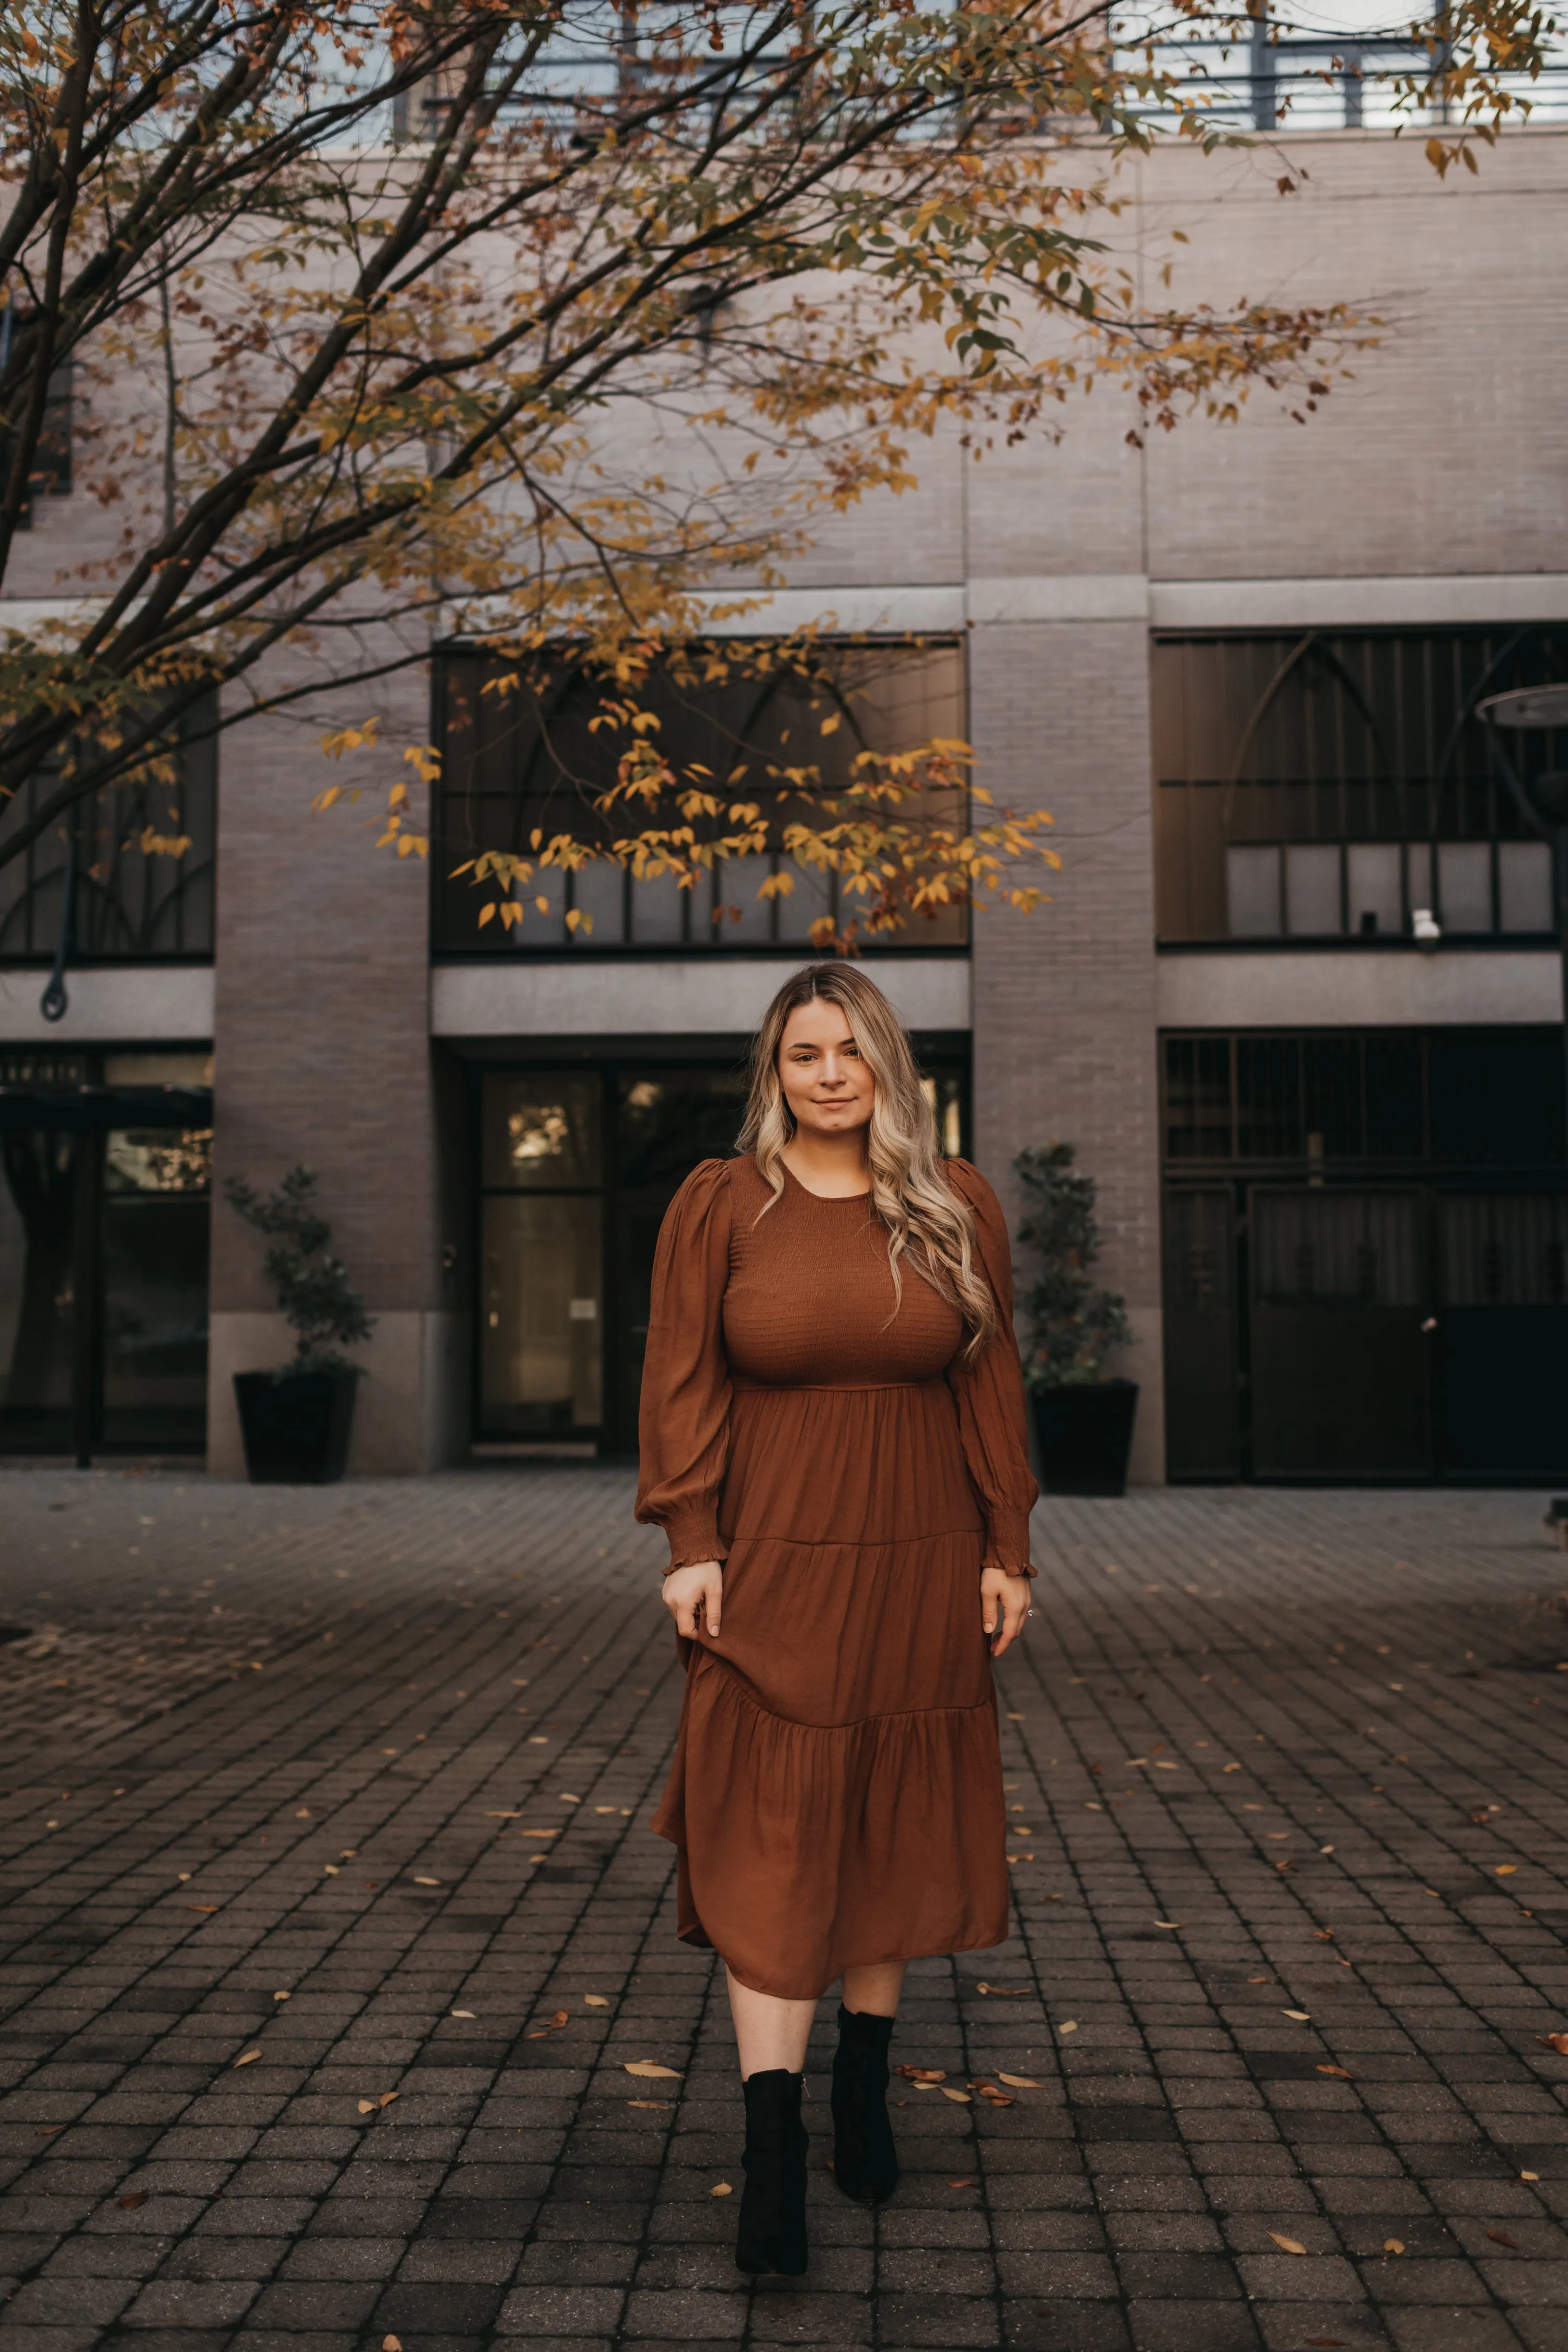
[969,620,1166,1486]
[205,647,462,1475]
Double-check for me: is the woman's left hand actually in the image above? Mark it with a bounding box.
[981,1567,1032,1658]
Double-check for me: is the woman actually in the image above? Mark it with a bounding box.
[635,961,1037,2276]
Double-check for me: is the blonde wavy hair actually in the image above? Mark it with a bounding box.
[736,962,998,1359]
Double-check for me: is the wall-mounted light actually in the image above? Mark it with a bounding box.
[1411,907,1441,951]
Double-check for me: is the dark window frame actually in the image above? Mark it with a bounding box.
[429,639,973,960]
[1154,625,1568,947]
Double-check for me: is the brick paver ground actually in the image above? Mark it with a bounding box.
[1,1468,1566,2352]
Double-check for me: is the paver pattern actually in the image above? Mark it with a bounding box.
[0,1468,1566,2352]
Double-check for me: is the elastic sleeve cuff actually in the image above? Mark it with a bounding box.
[982,1505,1036,1577]
[660,1512,728,1575]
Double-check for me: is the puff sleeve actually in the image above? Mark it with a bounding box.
[942,1158,1039,1576]
[635,1158,735,1573]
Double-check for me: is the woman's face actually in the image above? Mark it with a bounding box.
[777,999,875,1139]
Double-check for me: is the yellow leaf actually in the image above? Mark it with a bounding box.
[384,2337,403,2351]
[940,2086,972,2103]
[584,1994,610,2007]
[451,2010,476,2019]
[710,2181,733,2196]
[1495,1864,1517,1875]
[624,2060,682,2079]
[1057,2020,1078,2034]
[996,2073,1039,2089]
[1270,2233,1307,2255]
[1282,2011,1311,2022]
[358,2099,377,2114]
[413,1876,441,1885]
[233,2050,261,2067]
[1384,2238,1405,2254]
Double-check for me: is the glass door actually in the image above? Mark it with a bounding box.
[0,1126,79,1454]
[478,1074,604,1440]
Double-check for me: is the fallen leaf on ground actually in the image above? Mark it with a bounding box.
[894,2065,946,2083]
[545,2010,569,2028]
[383,2336,402,2351]
[1282,2010,1311,2022]
[378,2092,399,2108]
[520,1829,559,1839]
[948,2176,976,2187]
[412,1876,441,1886]
[710,2182,732,2197]
[233,2050,261,2067]
[627,2099,670,2109]
[1495,1864,1518,1876]
[594,1805,617,1813]
[1248,1976,1270,1985]
[1154,1760,1178,1769]
[1223,1762,1241,1772]
[34,2126,64,2136]
[1057,2020,1079,2035]
[1154,1921,1183,1931]
[1486,2228,1519,2249]
[273,1990,291,2001]
[974,1981,1028,1996]
[451,2010,476,2019]
[1313,1931,1335,1943]
[941,2086,972,2103]
[1537,2033,1568,2056]
[358,2100,378,2115]
[997,2073,1039,2089]
[624,2060,682,2079]
[584,1994,610,2008]
[1382,2239,1404,2255]
[186,1904,220,1913]
[485,1811,521,1817]
[117,2193,149,2210]
[1317,2065,1354,2080]
[1269,2233,1307,2254]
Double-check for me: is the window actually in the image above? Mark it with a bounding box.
[0,695,217,962]
[1162,1029,1565,1170]
[432,642,969,954]
[1155,628,1568,942]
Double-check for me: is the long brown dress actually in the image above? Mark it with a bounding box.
[636,1152,1038,2001]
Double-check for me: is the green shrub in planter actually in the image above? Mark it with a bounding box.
[1014,1143,1137,1496]
[225,1166,374,1484]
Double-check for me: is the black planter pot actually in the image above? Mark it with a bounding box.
[234,1369,359,1485]
[1031,1379,1139,1498]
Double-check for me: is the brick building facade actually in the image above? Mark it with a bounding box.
[4,127,1567,1484]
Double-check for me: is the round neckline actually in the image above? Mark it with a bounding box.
[779,1158,871,1204]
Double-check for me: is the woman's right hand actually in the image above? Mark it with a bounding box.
[662,1561,723,1639]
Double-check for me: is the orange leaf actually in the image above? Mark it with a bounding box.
[1317,2065,1355,2080]
[894,2065,946,2083]
[117,2192,148,2210]
[1486,2228,1519,2249]
[1537,2033,1568,2056]
[1269,2233,1307,2255]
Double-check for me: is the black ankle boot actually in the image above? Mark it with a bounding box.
[831,2004,899,2203]
[735,2068,809,2276]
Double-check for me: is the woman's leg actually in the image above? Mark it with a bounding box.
[840,1959,906,2017]
[725,1966,817,2076]
[831,1961,906,2204]
[725,1968,813,2275]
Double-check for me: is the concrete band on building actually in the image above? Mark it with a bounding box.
[3,130,1568,1486]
